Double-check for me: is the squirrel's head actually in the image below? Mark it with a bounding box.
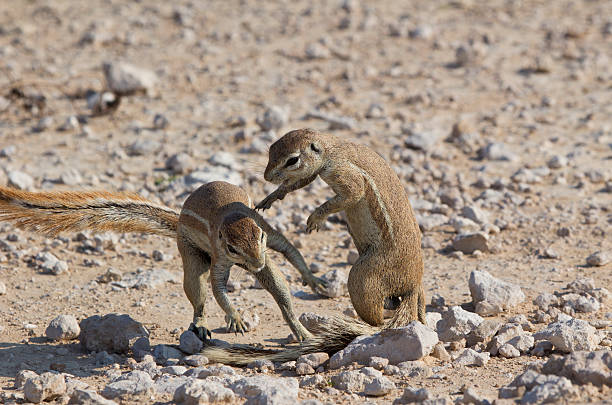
[218,212,266,272]
[264,128,326,185]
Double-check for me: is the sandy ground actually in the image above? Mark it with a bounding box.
[0,0,611,403]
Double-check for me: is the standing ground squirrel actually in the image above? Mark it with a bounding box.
[197,128,426,366]
[0,181,324,342]
[258,128,425,327]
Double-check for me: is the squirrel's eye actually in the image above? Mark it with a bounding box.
[284,156,299,168]
[227,245,238,255]
[219,231,222,239]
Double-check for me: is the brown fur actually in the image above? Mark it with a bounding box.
[200,128,426,366]
[0,181,322,342]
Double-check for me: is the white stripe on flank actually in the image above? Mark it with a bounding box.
[347,162,394,239]
[182,208,211,232]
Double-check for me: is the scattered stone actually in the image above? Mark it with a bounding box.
[305,42,331,59]
[396,361,431,377]
[368,356,389,370]
[507,334,535,354]
[79,313,149,354]
[521,377,576,404]
[165,153,193,174]
[305,110,357,130]
[547,155,568,169]
[478,142,517,162]
[8,171,34,190]
[454,348,490,366]
[329,322,438,368]
[153,344,184,363]
[256,105,289,131]
[403,128,444,152]
[586,251,611,267]
[126,139,161,156]
[363,375,396,396]
[102,61,157,95]
[498,343,521,358]
[101,371,154,399]
[297,352,329,369]
[452,232,489,254]
[0,281,7,295]
[152,113,169,130]
[431,342,451,361]
[183,354,209,367]
[179,330,203,354]
[23,372,66,403]
[347,250,359,265]
[173,379,235,404]
[69,389,118,405]
[458,388,490,405]
[437,306,484,342]
[534,293,559,311]
[460,206,489,224]
[466,319,503,347]
[469,270,525,315]
[394,386,431,403]
[113,268,180,289]
[299,374,327,389]
[231,375,298,404]
[318,269,348,298]
[542,350,612,387]
[296,363,315,375]
[533,318,601,352]
[45,315,80,341]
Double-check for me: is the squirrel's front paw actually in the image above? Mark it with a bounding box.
[225,312,249,335]
[304,274,328,294]
[255,189,286,210]
[306,211,325,233]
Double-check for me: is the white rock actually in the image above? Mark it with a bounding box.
[425,312,442,331]
[69,389,118,404]
[363,375,396,396]
[165,153,193,174]
[24,372,66,403]
[256,105,289,131]
[329,322,438,368]
[454,348,490,366]
[126,139,161,156]
[469,270,525,315]
[395,386,431,403]
[319,269,348,298]
[102,370,154,399]
[479,142,517,161]
[533,318,601,352]
[173,379,235,404]
[0,281,6,295]
[586,251,611,267]
[8,171,34,190]
[498,343,520,358]
[45,314,80,340]
[102,61,157,95]
[231,375,298,404]
[534,293,559,311]
[521,377,575,404]
[460,206,489,224]
[542,350,612,387]
[436,306,483,342]
[507,334,535,354]
[452,232,489,254]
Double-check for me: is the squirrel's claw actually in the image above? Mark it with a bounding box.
[188,322,212,342]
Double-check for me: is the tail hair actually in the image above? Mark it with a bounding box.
[0,186,179,238]
[201,315,377,367]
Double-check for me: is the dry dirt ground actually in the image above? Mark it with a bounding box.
[0,0,611,404]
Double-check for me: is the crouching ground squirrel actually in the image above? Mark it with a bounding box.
[196,128,426,366]
[0,181,324,342]
[258,128,425,326]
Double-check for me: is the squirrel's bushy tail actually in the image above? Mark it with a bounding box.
[201,315,378,367]
[201,289,425,366]
[0,186,179,238]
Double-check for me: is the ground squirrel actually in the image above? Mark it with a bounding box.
[197,128,426,366]
[0,181,324,342]
[258,128,425,326]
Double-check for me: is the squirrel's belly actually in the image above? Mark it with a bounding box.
[345,200,385,252]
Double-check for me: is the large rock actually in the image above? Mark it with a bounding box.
[23,372,66,403]
[102,61,157,95]
[331,367,391,394]
[329,322,438,368]
[173,379,235,404]
[46,314,80,341]
[520,377,576,404]
[101,371,154,399]
[231,375,298,405]
[452,232,489,254]
[436,306,483,342]
[533,318,601,352]
[179,330,203,354]
[542,351,612,387]
[469,270,525,315]
[79,314,149,354]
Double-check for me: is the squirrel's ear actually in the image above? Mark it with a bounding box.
[310,142,321,153]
